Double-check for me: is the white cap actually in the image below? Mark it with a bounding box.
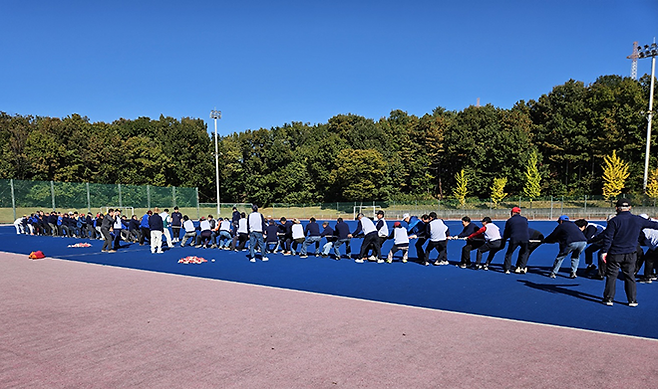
[402,213,410,219]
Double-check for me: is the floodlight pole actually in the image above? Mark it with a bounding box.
[210,109,222,215]
[639,42,657,191]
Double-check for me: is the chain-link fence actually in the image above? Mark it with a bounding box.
[3,179,657,223]
[199,196,658,222]
[0,179,198,223]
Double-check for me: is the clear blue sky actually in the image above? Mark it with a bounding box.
[2,0,657,136]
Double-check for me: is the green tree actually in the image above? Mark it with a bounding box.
[602,150,630,199]
[523,151,542,199]
[329,149,387,201]
[490,177,508,206]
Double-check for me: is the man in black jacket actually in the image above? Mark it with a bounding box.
[600,199,658,306]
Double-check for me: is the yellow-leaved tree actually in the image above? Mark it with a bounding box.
[646,168,658,206]
[453,169,468,208]
[490,177,508,207]
[602,150,629,199]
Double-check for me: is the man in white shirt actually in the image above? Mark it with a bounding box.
[247,205,268,262]
[424,212,449,266]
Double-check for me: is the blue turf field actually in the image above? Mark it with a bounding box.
[2,220,657,339]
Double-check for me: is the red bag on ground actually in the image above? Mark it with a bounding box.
[28,251,46,259]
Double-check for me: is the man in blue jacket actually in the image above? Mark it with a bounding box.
[600,198,658,307]
[544,215,587,279]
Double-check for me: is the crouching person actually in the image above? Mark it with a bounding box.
[387,221,410,263]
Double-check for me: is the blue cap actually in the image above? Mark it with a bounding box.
[558,215,569,222]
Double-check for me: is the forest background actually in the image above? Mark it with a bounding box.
[1,74,656,207]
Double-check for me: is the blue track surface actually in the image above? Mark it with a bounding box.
[2,220,657,339]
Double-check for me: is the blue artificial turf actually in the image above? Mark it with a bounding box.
[2,220,657,339]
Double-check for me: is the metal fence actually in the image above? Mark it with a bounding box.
[3,180,657,223]
[199,196,658,222]
[0,179,199,223]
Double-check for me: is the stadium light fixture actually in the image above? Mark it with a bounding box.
[210,109,222,215]
[638,42,657,192]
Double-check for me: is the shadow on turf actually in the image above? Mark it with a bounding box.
[518,280,602,304]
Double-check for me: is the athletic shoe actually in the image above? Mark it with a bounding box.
[639,278,652,284]
[262,257,269,262]
[628,301,638,307]
[101,249,108,252]
[483,265,488,271]
[211,244,217,248]
[458,264,467,269]
[402,258,407,263]
[377,259,384,264]
[249,258,256,263]
[522,267,528,274]
[355,258,364,263]
[441,261,449,265]
[505,270,510,274]
[283,252,291,256]
[108,250,116,253]
[586,264,596,271]
[549,273,556,279]
[368,256,377,262]
[650,276,657,281]
[299,255,308,259]
[514,268,522,274]
[570,272,577,279]
[321,254,328,258]
[603,300,613,306]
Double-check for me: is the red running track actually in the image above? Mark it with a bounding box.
[1,252,656,388]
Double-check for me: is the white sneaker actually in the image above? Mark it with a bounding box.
[355,258,364,263]
[262,257,269,262]
[377,259,384,264]
[249,258,256,263]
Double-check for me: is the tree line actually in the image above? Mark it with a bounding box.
[0,74,656,205]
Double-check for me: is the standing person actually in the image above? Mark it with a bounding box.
[300,217,322,258]
[502,207,529,274]
[600,199,658,306]
[100,209,115,253]
[544,215,587,279]
[86,212,96,240]
[425,212,449,266]
[332,217,351,259]
[231,206,241,230]
[112,209,123,250]
[451,216,482,269]
[375,211,390,260]
[387,221,410,263]
[149,207,164,254]
[408,214,430,264]
[139,211,151,245]
[469,217,503,270]
[350,213,381,264]
[247,205,268,262]
[170,207,182,243]
[160,209,175,249]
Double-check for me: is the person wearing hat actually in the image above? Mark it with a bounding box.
[544,214,587,279]
[386,221,410,263]
[501,207,530,274]
[600,198,658,306]
[468,217,503,270]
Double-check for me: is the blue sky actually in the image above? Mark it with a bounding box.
[2,1,657,136]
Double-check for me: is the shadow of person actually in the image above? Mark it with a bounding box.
[518,280,603,304]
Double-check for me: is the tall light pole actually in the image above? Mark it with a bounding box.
[638,42,657,192]
[210,109,222,215]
